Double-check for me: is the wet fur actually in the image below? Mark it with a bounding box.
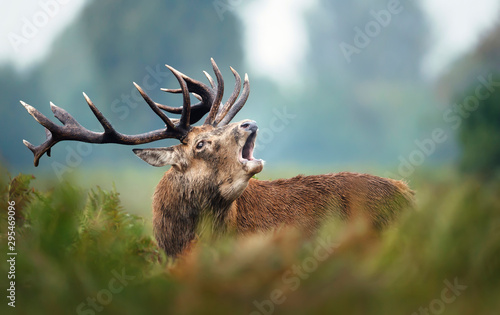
[140,122,415,257]
[234,174,414,233]
[153,170,414,257]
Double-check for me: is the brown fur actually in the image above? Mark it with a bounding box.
[235,174,414,233]
[135,121,415,258]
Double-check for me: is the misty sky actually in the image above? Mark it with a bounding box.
[1,0,499,81]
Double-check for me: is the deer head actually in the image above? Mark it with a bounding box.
[21,58,262,177]
[21,59,265,256]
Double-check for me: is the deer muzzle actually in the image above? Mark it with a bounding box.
[239,120,264,175]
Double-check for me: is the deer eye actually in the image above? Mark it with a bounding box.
[196,141,205,150]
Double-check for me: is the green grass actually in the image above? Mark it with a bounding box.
[0,169,499,315]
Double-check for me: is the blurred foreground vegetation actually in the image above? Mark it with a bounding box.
[1,170,499,315]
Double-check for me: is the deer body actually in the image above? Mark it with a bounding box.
[152,164,414,257]
[235,174,413,233]
[21,59,415,258]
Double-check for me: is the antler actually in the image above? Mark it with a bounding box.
[159,58,250,127]
[21,59,250,166]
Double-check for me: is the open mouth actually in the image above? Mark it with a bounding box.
[241,131,257,162]
[238,123,264,174]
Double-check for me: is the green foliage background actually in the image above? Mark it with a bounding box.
[458,76,500,179]
[439,22,500,179]
[1,171,499,315]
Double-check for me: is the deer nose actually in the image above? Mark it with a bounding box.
[240,121,258,132]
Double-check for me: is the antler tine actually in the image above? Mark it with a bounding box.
[204,58,224,126]
[83,92,116,134]
[157,61,249,127]
[160,70,214,95]
[158,61,227,125]
[20,101,61,166]
[218,73,250,126]
[23,136,55,167]
[192,93,203,101]
[158,64,216,124]
[214,66,241,125]
[20,100,80,166]
[203,71,216,89]
[21,123,55,167]
[160,89,202,102]
[153,102,182,114]
[20,101,60,131]
[165,65,191,131]
[133,82,177,131]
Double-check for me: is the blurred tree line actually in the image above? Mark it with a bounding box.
[291,0,433,165]
[1,0,484,173]
[0,0,243,168]
[234,0,439,167]
[439,23,500,179]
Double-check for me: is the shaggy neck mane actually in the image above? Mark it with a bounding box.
[152,170,236,256]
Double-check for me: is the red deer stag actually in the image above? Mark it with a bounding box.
[21,59,415,257]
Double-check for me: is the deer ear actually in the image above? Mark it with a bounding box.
[133,147,179,167]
